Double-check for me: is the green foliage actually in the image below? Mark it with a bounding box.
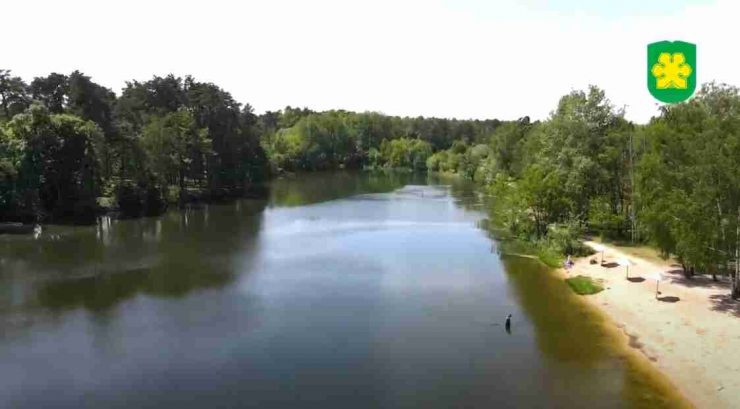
[262,109,503,172]
[115,179,166,218]
[588,196,629,239]
[0,126,23,216]
[482,82,740,297]
[426,142,491,180]
[488,118,531,175]
[0,69,30,120]
[374,138,432,170]
[2,65,740,298]
[636,82,740,280]
[0,69,269,223]
[264,112,357,171]
[483,86,635,269]
[546,222,592,257]
[0,104,103,222]
[531,242,564,268]
[141,110,210,193]
[565,276,604,295]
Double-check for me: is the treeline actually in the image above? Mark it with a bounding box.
[3,67,739,297]
[0,68,502,223]
[260,108,500,172]
[0,69,266,222]
[266,82,740,300]
[459,84,740,299]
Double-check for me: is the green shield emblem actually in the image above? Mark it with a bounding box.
[647,41,696,103]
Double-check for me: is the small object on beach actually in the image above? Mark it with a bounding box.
[618,257,634,279]
[564,255,574,270]
[505,314,512,333]
[591,243,606,264]
[590,259,597,265]
[650,272,664,298]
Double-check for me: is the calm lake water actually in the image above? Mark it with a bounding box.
[0,171,687,408]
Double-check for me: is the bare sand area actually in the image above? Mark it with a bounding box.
[567,241,740,408]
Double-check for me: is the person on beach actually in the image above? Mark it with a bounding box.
[564,255,574,269]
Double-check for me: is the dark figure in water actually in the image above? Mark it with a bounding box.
[505,314,512,333]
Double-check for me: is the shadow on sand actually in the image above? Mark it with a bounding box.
[709,294,740,317]
[627,277,646,283]
[601,262,619,268]
[664,269,731,290]
[657,296,680,303]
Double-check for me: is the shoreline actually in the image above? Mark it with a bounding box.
[564,242,740,408]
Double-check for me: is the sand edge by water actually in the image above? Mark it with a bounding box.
[566,242,740,409]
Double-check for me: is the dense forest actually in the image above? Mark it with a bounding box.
[0,69,499,223]
[466,84,740,299]
[1,68,739,297]
[0,69,268,222]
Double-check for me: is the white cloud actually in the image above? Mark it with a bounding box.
[4,0,738,123]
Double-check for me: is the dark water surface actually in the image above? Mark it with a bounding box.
[0,171,688,408]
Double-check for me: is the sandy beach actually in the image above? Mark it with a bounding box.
[567,241,740,408]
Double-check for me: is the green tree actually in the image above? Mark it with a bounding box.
[0,69,29,120]
[2,104,102,222]
[141,110,210,198]
[30,73,69,114]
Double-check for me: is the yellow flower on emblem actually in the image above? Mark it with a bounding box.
[651,52,692,89]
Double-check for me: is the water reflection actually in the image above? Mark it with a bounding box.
[0,199,266,318]
[501,257,690,408]
[0,171,425,319]
[268,170,426,207]
[36,268,151,311]
[0,171,690,409]
[427,173,482,211]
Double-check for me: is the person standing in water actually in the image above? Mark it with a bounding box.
[505,314,512,333]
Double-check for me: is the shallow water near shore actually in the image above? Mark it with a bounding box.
[0,171,690,408]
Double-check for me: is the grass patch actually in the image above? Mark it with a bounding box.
[495,237,564,268]
[565,275,604,295]
[484,219,593,269]
[535,246,563,268]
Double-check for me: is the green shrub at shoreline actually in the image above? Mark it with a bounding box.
[566,276,604,295]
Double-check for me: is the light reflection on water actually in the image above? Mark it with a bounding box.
[0,171,689,408]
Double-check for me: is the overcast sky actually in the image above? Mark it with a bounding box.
[5,0,738,123]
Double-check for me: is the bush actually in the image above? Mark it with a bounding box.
[588,196,630,239]
[565,275,604,295]
[546,222,592,257]
[535,243,564,268]
[377,138,433,170]
[165,186,181,204]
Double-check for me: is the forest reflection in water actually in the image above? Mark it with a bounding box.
[0,171,689,408]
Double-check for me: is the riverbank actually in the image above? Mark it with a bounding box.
[565,241,740,408]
